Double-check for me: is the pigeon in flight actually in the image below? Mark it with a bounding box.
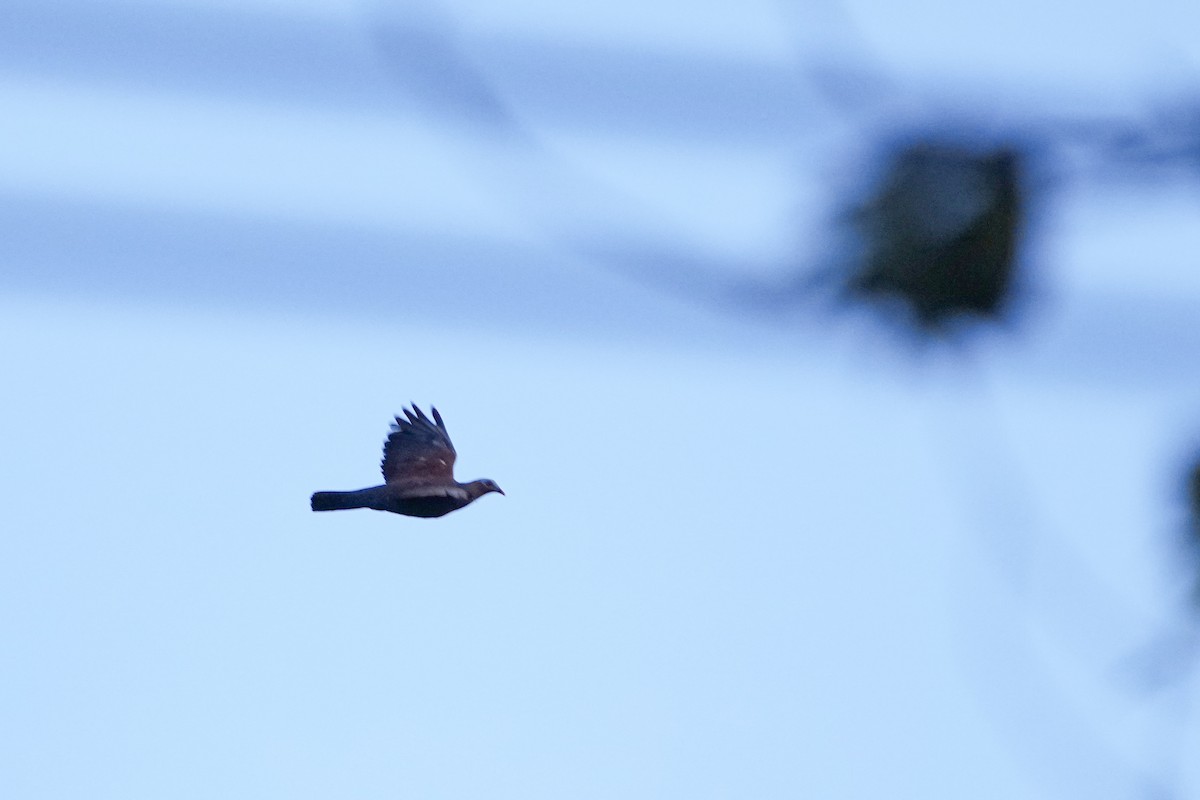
[311,406,503,518]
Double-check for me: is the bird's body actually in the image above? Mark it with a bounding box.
[311,406,503,518]
[311,483,495,518]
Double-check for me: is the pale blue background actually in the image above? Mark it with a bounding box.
[2,1,1200,797]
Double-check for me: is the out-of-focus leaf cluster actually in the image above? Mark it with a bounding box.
[841,141,1024,332]
[1184,455,1200,606]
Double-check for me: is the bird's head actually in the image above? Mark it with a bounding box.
[466,478,505,499]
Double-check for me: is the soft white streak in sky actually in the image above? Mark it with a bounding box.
[0,77,526,237]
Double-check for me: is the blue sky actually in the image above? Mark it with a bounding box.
[2,1,1200,798]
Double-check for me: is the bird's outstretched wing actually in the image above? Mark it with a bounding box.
[381,405,458,486]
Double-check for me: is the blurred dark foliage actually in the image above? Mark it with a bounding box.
[842,141,1024,332]
[1185,455,1200,606]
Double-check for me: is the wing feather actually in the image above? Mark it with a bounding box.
[381,404,458,486]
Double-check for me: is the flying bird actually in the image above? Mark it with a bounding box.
[311,405,503,518]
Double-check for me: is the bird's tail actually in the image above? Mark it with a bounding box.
[311,490,373,512]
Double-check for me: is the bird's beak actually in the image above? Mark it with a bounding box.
[496,487,506,496]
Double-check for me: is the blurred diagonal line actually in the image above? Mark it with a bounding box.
[952,547,1153,799]
[369,2,522,135]
[366,2,795,311]
[932,407,1143,796]
[926,362,1182,795]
